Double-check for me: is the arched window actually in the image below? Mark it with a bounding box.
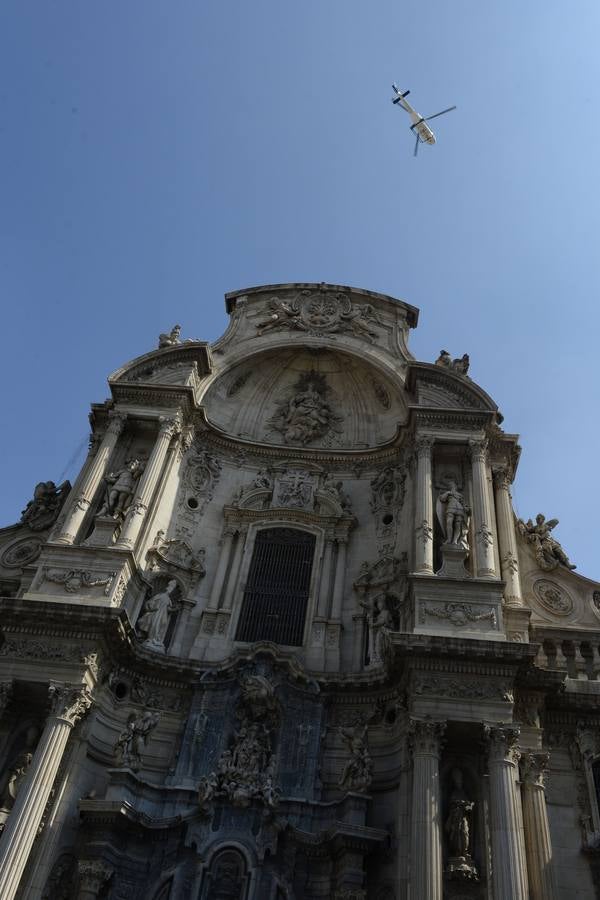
[235,528,316,646]
[201,849,249,900]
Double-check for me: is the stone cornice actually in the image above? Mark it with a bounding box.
[405,362,500,414]
[108,342,212,383]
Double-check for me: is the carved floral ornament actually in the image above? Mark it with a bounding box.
[484,724,521,763]
[48,683,93,726]
[409,718,447,755]
[255,287,383,342]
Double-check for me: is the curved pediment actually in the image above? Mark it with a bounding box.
[407,363,500,414]
[109,343,212,389]
[201,348,408,450]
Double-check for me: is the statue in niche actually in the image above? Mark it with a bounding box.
[97,458,145,518]
[253,469,273,490]
[359,594,395,664]
[20,480,70,531]
[444,768,478,880]
[435,350,470,376]
[137,579,179,652]
[436,479,470,549]
[0,725,40,832]
[339,720,372,793]
[158,324,181,348]
[518,513,576,571]
[115,710,160,771]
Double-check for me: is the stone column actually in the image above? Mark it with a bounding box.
[0,684,92,900]
[468,439,496,577]
[485,724,529,900]
[520,751,558,900]
[330,537,348,620]
[209,527,235,609]
[54,412,127,544]
[493,466,523,605]
[115,416,181,551]
[316,539,334,618]
[77,860,113,900]
[409,718,446,900]
[220,526,247,612]
[414,436,434,574]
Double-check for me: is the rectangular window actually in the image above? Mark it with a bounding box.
[235,528,315,646]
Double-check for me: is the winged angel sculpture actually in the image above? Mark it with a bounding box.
[518,513,576,571]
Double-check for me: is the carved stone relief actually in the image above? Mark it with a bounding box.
[268,370,343,447]
[518,513,576,571]
[114,710,160,771]
[419,601,496,629]
[198,673,281,815]
[1,538,42,568]
[255,287,383,342]
[532,579,574,617]
[42,567,117,596]
[273,469,317,510]
[338,719,372,793]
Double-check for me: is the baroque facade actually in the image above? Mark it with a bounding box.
[0,282,599,899]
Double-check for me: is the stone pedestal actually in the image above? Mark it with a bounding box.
[0,684,92,900]
[82,515,120,548]
[436,543,470,579]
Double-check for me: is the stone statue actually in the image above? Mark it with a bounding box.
[281,387,333,445]
[359,595,394,664]
[158,325,181,348]
[115,710,160,771]
[436,480,470,548]
[256,297,300,332]
[444,768,478,880]
[20,480,70,531]
[518,513,576,571]
[97,459,144,518]
[137,579,178,652]
[253,469,273,490]
[435,350,470,376]
[339,720,372,793]
[0,725,39,832]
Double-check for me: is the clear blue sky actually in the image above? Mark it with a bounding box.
[1,2,598,580]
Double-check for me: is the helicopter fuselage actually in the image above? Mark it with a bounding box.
[395,94,436,145]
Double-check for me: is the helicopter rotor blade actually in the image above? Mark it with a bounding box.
[423,106,456,122]
[413,133,420,157]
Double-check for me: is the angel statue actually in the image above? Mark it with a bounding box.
[518,513,576,571]
[436,479,470,549]
[158,325,181,348]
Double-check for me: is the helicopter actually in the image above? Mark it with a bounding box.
[391,84,456,156]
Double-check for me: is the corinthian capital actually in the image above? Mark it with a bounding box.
[484,723,520,763]
[492,465,511,491]
[158,413,183,439]
[520,750,550,788]
[48,683,93,726]
[409,717,446,756]
[468,438,489,463]
[106,410,127,436]
[414,435,435,457]
[77,859,113,893]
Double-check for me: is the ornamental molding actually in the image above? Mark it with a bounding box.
[0,637,100,672]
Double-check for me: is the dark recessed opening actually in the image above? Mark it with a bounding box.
[382,513,394,526]
[113,682,128,701]
[187,497,199,510]
[385,707,397,725]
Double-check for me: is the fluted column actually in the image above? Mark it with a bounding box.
[0,684,92,900]
[520,751,558,900]
[209,527,235,609]
[77,860,113,900]
[493,466,523,605]
[409,718,445,900]
[115,416,181,550]
[414,436,434,574]
[54,412,127,544]
[469,439,496,577]
[485,724,528,900]
[330,537,348,620]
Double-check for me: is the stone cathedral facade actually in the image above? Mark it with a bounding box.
[0,283,599,900]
